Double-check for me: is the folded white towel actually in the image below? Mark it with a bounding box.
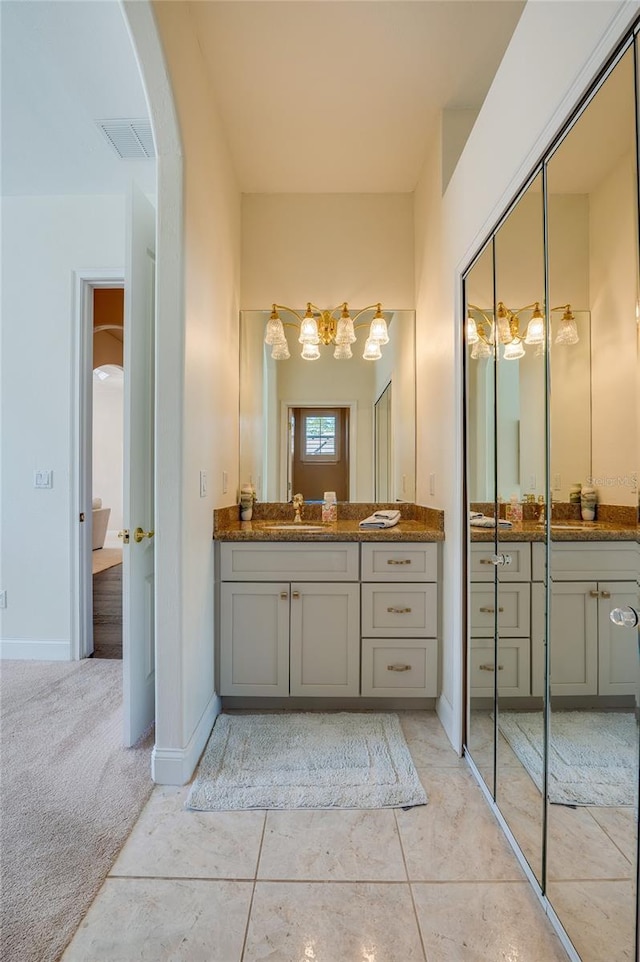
[359,510,401,529]
[469,511,484,520]
[470,515,512,528]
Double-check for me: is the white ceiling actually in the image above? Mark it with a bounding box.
[192,1,525,193]
[1,0,525,197]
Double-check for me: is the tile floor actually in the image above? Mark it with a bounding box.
[62,711,571,962]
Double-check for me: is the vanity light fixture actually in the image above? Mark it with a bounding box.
[467,301,581,359]
[265,302,388,361]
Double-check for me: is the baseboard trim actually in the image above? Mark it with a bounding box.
[151,692,222,785]
[0,639,71,660]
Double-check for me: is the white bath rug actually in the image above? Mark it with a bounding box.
[186,712,427,811]
[498,710,638,806]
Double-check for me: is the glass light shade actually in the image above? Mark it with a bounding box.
[333,342,353,359]
[335,316,356,345]
[363,336,382,361]
[369,315,389,345]
[554,316,579,345]
[524,314,545,345]
[466,315,479,345]
[472,338,493,360]
[496,303,512,343]
[503,338,525,360]
[301,341,321,360]
[265,315,286,345]
[298,316,319,344]
[271,340,290,360]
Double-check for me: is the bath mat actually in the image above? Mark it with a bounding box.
[497,710,638,806]
[186,712,427,811]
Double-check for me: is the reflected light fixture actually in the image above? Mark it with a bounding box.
[265,302,388,360]
[467,301,581,360]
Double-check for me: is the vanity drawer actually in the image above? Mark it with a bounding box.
[361,583,437,637]
[470,542,531,582]
[545,542,640,581]
[469,637,531,697]
[470,583,530,637]
[361,543,437,582]
[361,638,438,697]
[219,542,359,581]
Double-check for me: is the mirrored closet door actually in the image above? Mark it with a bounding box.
[464,28,640,962]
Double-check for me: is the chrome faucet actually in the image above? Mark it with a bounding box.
[292,493,304,523]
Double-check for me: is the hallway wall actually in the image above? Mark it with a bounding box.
[0,194,125,659]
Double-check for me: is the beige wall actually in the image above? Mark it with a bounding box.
[241,193,414,309]
[152,1,241,752]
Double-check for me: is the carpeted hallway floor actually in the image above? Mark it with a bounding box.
[0,659,153,962]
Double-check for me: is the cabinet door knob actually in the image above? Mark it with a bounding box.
[292,591,300,599]
[589,589,600,598]
[600,590,611,599]
[280,591,288,600]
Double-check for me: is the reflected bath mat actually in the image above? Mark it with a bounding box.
[186,712,427,811]
[498,710,637,806]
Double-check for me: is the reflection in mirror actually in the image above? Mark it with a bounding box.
[493,171,546,886]
[465,240,497,797]
[239,310,415,502]
[545,45,639,962]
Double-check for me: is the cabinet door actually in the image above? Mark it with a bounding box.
[549,582,598,695]
[598,581,640,697]
[220,582,290,696]
[290,583,360,696]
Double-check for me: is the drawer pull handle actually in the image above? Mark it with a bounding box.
[387,606,412,614]
[479,559,493,565]
[479,606,504,613]
[292,591,300,599]
[280,591,288,600]
[601,590,611,599]
[479,663,504,672]
[387,663,412,672]
[387,559,412,565]
[589,589,600,598]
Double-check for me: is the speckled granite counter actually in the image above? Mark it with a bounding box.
[470,520,638,542]
[214,502,445,542]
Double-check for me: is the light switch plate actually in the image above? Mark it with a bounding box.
[34,469,53,489]
[199,471,208,498]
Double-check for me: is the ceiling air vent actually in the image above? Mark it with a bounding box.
[97,119,155,160]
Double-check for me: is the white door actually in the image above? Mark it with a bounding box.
[122,184,156,746]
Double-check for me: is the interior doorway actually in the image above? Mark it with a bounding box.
[289,406,350,501]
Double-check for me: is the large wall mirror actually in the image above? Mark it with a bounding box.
[464,32,640,962]
[239,309,416,502]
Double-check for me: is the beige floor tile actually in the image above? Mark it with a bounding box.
[547,802,634,880]
[62,877,252,962]
[547,879,636,962]
[110,784,266,879]
[399,710,465,768]
[495,768,545,882]
[396,769,525,881]
[412,881,569,962]
[243,881,426,962]
[258,808,407,881]
[588,805,638,864]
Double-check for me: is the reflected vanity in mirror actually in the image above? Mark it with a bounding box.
[464,34,640,962]
[239,308,416,503]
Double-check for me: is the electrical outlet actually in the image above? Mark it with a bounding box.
[0,590,6,609]
[429,473,436,496]
[34,469,53,489]
[222,471,228,494]
[199,471,208,498]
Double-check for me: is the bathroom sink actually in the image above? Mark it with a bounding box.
[261,523,327,531]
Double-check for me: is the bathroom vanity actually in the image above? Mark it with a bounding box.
[214,506,443,704]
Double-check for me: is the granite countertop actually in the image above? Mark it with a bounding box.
[470,520,639,543]
[213,502,445,543]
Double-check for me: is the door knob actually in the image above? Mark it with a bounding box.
[610,606,639,629]
[133,527,154,544]
[491,553,512,566]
